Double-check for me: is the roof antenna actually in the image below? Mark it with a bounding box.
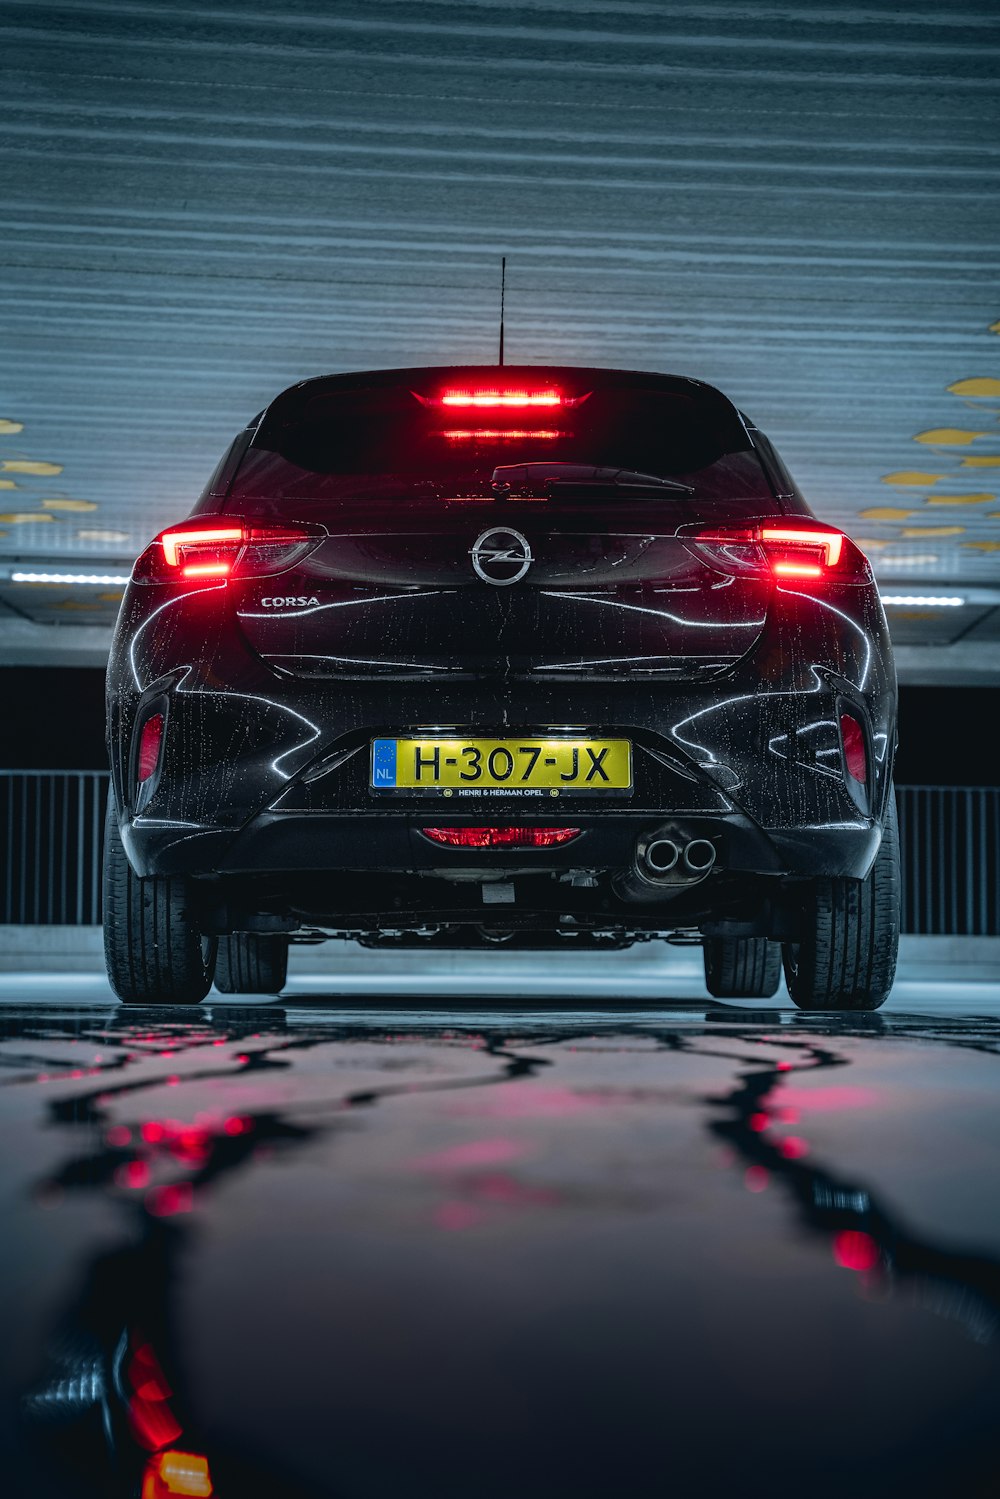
[498,255,506,367]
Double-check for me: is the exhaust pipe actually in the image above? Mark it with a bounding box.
[683,839,717,874]
[614,828,719,903]
[644,838,680,875]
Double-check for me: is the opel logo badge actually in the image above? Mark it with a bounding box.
[470,526,533,587]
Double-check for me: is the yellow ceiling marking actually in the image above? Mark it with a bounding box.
[990,320,1000,334]
[52,600,105,611]
[41,498,98,512]
[853,538,891,549]
[98,592,125,602]
[925,492,995,506]
[899,526,964,537]
[0,460,63,476]
[959,455,1000,467]
[0,419,24,435]
[892,610,945,619]
[880,471,943,487]
[913,429,988,445]
[0,479,18,490]
[77,527,128,542]
[962,540,1000,550]
[858,506,918,520]
[0,511,54,523]
[948,377,1000,398]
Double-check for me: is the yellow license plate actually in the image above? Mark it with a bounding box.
[371,737,632,796]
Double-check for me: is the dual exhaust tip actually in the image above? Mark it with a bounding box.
[614,828,718,903]
[643,836,716,878]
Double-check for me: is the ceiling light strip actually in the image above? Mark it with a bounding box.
[10,570,131,585]
[879,594,965,607]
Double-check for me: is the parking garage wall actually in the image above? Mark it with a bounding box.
[2,770,997,936]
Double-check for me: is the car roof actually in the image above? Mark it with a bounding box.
[255,365,743,432]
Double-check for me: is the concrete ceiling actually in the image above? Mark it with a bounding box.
[1,0,998,677]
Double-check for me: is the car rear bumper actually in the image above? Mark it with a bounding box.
[122,805,880,883]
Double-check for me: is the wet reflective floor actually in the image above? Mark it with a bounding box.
[4,992,1000,1497]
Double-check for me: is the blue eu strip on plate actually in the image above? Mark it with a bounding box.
[371,738,398,788]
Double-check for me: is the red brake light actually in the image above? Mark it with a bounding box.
[840,713,867,783]
[137,714,164,782]
[439,390,562,408]
[439,429,563,441]
[422,827,581,849]
[760,527,844,572]
[134,521,322,584]
[160,526,243,570]
[693,524,864,582]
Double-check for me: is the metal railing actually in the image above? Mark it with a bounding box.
[896,785,1000,937]
[2,771,109,925]
[1,771,998,934]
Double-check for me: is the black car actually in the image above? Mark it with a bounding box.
[103,365,899,1009]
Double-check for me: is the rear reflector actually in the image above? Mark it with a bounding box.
[137,714,164,782]
[840,713,867,783]
[423,827,581,849]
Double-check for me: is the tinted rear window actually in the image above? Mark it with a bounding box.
[226,375,773,511]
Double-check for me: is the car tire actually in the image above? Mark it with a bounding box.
[215,934,288,995]
[703,937,782,999]
[783,794,900,1012]
[102,795,217,1004]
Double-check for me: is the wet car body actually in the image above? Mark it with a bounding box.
[105,365,897,998]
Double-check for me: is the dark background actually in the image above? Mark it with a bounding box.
[0,669,992,785]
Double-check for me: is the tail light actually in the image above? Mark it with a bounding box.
[137,713,164,783]
[422,827,581,849]
[692,523,868,582]
[839,713,867,783]
[132,521,323,584]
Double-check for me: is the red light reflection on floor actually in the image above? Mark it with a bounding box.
[744,1165,769,1192]
[410,1137,527,1172]
[774,1086,880,1112]
[833,1230,880,1272]
[435,1201,485,1231]
[433,1172,558,1229]
[115,1160,151,1189]
[446,1083,615,1118]
[128,1382,182,1451]
[146,1183,194,1217]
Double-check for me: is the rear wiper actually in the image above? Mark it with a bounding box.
[491,463,694,496]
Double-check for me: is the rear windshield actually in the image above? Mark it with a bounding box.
[225,378,774,512]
